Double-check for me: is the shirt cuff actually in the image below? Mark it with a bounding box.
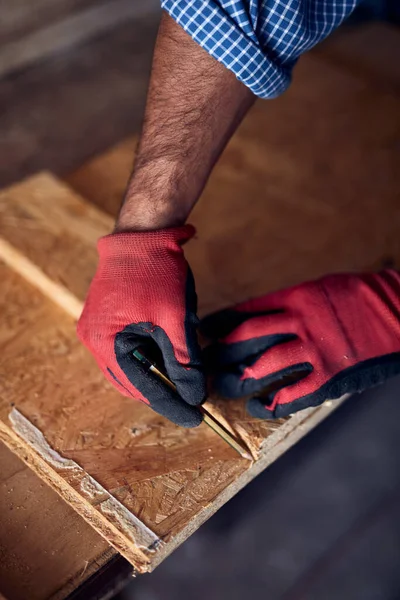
[161,0,292,99]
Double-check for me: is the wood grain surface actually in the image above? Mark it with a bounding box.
[0,443,114,600]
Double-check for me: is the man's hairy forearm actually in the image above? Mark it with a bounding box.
[116,13,255,232]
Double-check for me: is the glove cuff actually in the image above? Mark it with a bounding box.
[97,224,196,259]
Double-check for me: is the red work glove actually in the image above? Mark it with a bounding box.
[201,270,400,419]
[77,225,205,427]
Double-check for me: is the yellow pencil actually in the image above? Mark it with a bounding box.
[132,349,252,461]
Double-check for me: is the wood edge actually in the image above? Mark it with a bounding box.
[0,421,152,573]
[1,170,114,229]
[0,169,115,320]
[148,397,348,570]
[0,237,83,320]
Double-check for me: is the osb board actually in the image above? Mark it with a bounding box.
[66,53,400,315]
[0,173,345,572]
[0,171,112,310]
[0,442,114,600]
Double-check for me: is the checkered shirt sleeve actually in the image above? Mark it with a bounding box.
[161,0,358,98]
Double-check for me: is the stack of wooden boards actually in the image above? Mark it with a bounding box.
[1,22,399,600]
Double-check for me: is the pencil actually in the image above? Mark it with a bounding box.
[132,349,252,461]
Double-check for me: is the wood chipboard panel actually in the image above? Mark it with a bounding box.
[0,173,344,572]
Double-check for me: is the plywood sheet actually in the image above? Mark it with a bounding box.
[0,443,114,600]
[0,173,344,573]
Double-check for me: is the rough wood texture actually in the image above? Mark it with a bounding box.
[0,173,112,306]
[0,442,114,600]
[0,173,345,573]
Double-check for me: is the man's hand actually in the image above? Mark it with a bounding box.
[77,14,254,422]
[201,270,400,419]
[77,225,206,427]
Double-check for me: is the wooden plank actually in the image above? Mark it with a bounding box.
[0,172,345,573]
[0,0,160,79]
[316,23,400,89]
[0,172,112,306]
[0,442,115,600]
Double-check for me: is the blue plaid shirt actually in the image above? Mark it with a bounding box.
[161,0,359,98]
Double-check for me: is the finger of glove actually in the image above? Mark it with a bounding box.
[115,323,206,409]
[200,308,257,340]
[204,332,296,371]
[168,269,207,406]
[166,361,207,407]
[213,338,309,398]
[250,352,400,419]
[124,325,206,408]
[247,369,319,419]
[115,349,203,428]
[162,322,206,406]
[200,290,294,339]
[202,310,293,344]
[203,312,295,370]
